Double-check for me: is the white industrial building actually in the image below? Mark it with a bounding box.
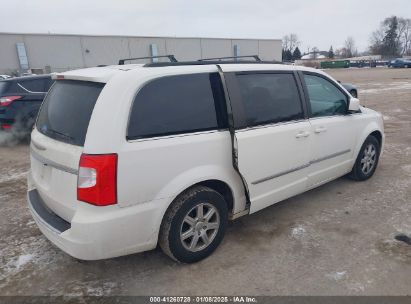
[0,33,282,75]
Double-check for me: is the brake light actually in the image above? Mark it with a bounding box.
[0,96,22,107]
[77,154,117,206]
[1,123,12,129]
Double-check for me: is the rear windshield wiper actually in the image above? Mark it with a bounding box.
[45,128,74,143]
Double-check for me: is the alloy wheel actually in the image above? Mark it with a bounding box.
[360,143,377,175]
[180,203,220,252]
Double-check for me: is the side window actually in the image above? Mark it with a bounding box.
[303,74,348,118]
[236,73,304,127]
[127,73,223,140]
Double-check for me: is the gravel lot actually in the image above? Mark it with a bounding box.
[0,67,410,296]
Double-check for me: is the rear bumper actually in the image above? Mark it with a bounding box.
[0,118,15,130]
[27,172,168,260]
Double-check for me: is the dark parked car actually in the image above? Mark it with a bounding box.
[388,58,411,68]
[0,75,53,134]
[341,82,358,98]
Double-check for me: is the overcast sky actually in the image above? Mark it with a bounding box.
[1,0,410,52]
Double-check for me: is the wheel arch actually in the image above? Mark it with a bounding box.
[354,124,384,160]
[165,178,239,216]
[194,179,234,212]
[369,130,383,148]
[155,165,247,218]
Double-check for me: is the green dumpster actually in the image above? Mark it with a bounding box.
[321,60,350,69]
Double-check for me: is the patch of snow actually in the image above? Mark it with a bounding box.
[0,254,34,284]
[348,282,365,292]
[401,165,411,176]
[14,254,34,270]
[291,226,306,238]
[26,220,35,226]
[0,169,28,183]
[326,271,347,281]
[0,236,64,289]
[86,282,117,296]
[360,82,411,94]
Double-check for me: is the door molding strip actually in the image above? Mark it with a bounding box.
[310,149,351,165]
[252,149,351,185]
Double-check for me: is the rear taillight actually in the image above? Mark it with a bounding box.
[0,95,22,107]
[1,123,12,130]
[77,153,117,206]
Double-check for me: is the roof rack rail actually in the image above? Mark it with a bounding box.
[198,55,262,62]
[118,55,177,65]
[144,59,281,67]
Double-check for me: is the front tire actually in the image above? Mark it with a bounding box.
[159,186,228,263]
[349,135,380,181]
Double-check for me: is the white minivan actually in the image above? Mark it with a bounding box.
[27,58,384,263]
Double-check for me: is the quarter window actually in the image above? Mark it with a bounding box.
[236,73,304,127]
[303,74,348,117]
[127,73,224,140]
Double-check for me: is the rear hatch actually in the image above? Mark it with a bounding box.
[30,80,105,222]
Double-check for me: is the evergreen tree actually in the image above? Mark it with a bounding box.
[284,49,293,61]
[383,16,400,56]
[292,47,302,60]
[328,46,335,58]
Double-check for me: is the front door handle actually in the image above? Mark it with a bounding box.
[296,131,310,138]
[314,126,327,134]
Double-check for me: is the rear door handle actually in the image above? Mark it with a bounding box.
[314,126,327,134]
[296,131,310,138]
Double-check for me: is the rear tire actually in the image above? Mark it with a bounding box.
[349,135,380,181]
[159,186,228,263]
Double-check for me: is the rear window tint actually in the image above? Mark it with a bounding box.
[36,80,104,146]
[127,73,223,140]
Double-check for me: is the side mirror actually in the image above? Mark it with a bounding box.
[348,97,360,112]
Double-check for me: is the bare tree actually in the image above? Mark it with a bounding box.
[398,18,411,55]
[282,33,300,52]
[369,29,385,54]
[344,37,357,58]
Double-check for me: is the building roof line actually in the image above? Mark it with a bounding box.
[0,32,281,41]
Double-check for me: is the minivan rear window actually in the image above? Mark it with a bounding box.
[36,80,104,146]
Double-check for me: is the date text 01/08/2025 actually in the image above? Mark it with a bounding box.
[149,296,258,303]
